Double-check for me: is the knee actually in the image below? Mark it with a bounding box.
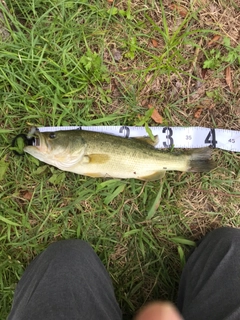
[45,239,94,259]
[202,227,240,247]
[207,227,240,240]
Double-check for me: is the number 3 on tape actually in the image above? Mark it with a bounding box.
[204,129,217,148]
[162,127,174,147]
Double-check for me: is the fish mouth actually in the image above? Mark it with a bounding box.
[32,135,40,147]
[32,133,49,150]
[26,128,48,150]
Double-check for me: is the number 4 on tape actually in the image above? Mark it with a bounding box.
[205,129,217,148]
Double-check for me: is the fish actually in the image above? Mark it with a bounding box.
[24,129,215,181]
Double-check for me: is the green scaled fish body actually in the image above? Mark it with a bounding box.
[24,130,215,181]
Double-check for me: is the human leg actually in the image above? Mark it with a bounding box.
[8,239,122,320]
[177,227,240,320]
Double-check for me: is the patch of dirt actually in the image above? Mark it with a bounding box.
[102,0,240,129]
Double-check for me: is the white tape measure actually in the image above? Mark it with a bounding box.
[37,126,240,152]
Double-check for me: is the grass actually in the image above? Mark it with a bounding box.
[0,0,240,319]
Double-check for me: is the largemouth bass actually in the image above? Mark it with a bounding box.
[24,129,215,181]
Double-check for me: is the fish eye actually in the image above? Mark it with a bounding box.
[49,132,56,139]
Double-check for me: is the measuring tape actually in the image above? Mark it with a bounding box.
[34,126,240,152]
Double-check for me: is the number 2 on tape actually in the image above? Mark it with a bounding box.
[162,127,174,147]
[119,126,130,138]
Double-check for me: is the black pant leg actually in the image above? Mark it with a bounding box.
[177,227,240,320]
[8,239,122,320]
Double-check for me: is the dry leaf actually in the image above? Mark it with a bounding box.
[201,98,213,108]
[148,105,163,124]
[207,35,221,47]
[151,39,158,47]
[22,191,33,201]
[169,4,188,17]
[194,108,203,118]
[201,68,208,79]
[225,66,233,92]
[112,48,122,62]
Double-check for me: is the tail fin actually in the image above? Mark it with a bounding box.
[188,148,216,172]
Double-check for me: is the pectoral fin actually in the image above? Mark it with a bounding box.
[85,154,110,164]
[139,171,166,181]
[133,135,159,147]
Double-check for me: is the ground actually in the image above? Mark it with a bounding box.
[0,0,239,319]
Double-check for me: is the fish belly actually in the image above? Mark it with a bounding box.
[67,152,189,180]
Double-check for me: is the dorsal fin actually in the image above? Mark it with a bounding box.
[133,135,159,147]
